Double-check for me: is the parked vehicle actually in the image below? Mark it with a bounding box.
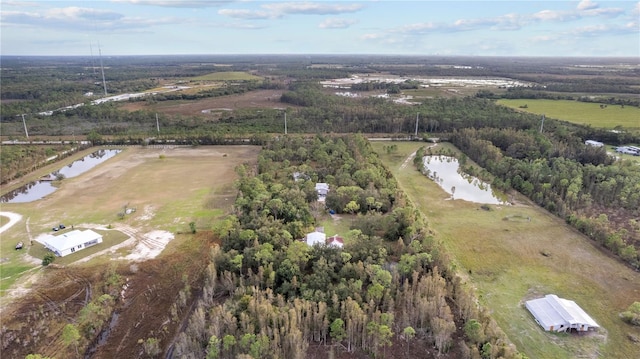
[15,242,23,250]
[59,224,66,229]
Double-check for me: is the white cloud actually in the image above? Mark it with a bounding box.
[261,2,364,15]
[1,7,175,31]
[531,9,578,22]
[570,22,639,36]
[577,0,599,11]
[319,18,357,29]
[48,6,124,21]
[218,9,277,20]
[111,0,232,8]
[217,2,364,22]
[361,33,382,40]
[531,35,559,43]
[2,1,41,7]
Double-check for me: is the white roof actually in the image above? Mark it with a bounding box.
[525,294,599,329]
[306,231,326,246]
[44,229,102,252]
[315,183,329,190]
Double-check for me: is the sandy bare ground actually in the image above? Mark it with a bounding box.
[0,211,22,234]
[120,89,288,116]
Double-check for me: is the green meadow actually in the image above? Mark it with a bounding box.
[372,140,640,359]
[497,99,640,129]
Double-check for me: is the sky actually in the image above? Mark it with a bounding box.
[1,0,639,57]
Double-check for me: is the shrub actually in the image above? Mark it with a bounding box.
[143,337,161,358]
[42,253,55,266]
[620,302,640,326]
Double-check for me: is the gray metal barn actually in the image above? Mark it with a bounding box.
[525,294,599,332]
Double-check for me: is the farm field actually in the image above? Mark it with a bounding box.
[0,145,260,358]
[372,141,640,359]
[497,99,640,129]
[119,89,286,117]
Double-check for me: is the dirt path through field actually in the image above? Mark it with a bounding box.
[0,211,22,234]
[400,143,436,170]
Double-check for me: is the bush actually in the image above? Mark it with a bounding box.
[620,302,640,326]
[42,253,55,266]
[143,337,161,358]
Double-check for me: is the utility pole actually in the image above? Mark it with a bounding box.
[414,112,419,137]
[284,111,287,135]
[156,113,160,134]
[21,114,29,139]
[539,114,545,133]
[98,43,107,96]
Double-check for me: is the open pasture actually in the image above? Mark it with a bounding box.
[0,145,260,295]
[497,99,640,129]
[372,140,640,359]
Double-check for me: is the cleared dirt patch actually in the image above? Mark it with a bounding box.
[120,89,287,117]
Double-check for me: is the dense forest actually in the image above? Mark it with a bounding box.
[170,135,524,359]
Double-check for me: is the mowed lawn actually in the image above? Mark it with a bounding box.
[0,145,260,295]
[371,140,640,359]
[497,99,640,129]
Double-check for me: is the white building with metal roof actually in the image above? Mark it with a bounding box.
[315,183,329,202]
[305,230,326,247]
[43,229,103,257]
[525,294,599,332]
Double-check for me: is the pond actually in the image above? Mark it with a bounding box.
[422,156,507,205]
[1,149,121,203]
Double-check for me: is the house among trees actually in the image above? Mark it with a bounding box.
[326,234,344,248]
[293,172,310,182]
[305,231,344,248]
[43,229,103,257]
[525,294,599,332]
[315,183,329,202]
[305,230,326,246]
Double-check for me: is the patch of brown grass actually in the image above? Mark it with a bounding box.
[119,89,287,117]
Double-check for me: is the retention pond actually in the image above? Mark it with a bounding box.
[422,155,507,205]
[1,149,121,203]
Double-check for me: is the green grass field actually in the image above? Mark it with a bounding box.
[191,71,262,81]
[497,99,640,129]
[371,140,640,359]
[0,145,260,296]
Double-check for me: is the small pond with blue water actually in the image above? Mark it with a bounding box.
[422,155,506,205]
[1,149,121,203]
